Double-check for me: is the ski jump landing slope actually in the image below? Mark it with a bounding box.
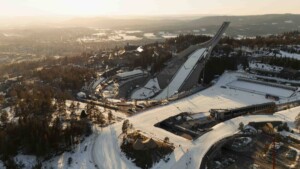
[155,48,207,100]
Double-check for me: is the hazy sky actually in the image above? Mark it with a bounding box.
[0,0,300,16]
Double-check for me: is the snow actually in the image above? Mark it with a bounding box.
[131,78,161,99]
[91,71,300,169]
[227,80,294,97]
[254,74,300,85]
[64,100,127,119]
[155,48,207,100]
[143,33,160,40]
[172,107,300,169]
[43,133,98,169]
[77,92,86,98]
[190,113,207,119]
[92,77,105,89]
[14,155,37,169]
[0,160,5,169]
[116,70,145,79]
[280,130,300,141]
[279,50,300,60]
[275,107,300,131]
[137,46,144,53]
[93,126,139,169]
[284,20,294,24]
[6,71,300,169]
[249,62,283,73]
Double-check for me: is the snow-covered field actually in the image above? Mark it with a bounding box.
[228,80,295,97]
[155,48,207,100]
[131,78,161,99]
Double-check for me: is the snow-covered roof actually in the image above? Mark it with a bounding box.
[131,78,161,99]
[249,62,283,73]
[77,92,86,98]
[116,69,145,78]
[137,46,144,53]
[280,50,300,60]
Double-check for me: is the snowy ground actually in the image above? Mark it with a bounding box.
[91,71,300,169]
[0,160,4,169]
[93,125,139,169]
[14,155,37,169]
[131,78,161,99]
[155,48,207,100]
[43,132,98,169]
[227,80,295,98]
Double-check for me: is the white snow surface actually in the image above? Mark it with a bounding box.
[155,48,207,99]
[228,80,294,97]
[131,78,161,99]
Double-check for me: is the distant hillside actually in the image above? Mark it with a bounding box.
[187,14,300,36]
[61,14,300,36]
[1,14,299,36]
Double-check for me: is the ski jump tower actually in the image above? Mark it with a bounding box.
[154,22,230,100]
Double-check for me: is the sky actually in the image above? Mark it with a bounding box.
[0,0,300,16]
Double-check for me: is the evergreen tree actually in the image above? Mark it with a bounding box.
[0,110,8,125]
[108,111,113,124]
[122,120,130,134]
